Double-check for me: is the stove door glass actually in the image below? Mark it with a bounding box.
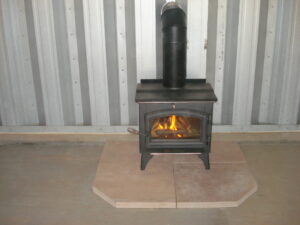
[150,115,202,140]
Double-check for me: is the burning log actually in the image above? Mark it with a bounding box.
[155,130,188,135]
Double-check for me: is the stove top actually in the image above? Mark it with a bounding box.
[136,79,217,103]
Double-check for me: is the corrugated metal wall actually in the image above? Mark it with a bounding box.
[0,0,299,129]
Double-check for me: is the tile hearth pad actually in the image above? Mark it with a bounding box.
[92,141,257,208]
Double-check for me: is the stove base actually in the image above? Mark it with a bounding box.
[141,152,153,170]
[141,151,210,170]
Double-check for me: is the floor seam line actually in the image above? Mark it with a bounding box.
[172,163,178,208]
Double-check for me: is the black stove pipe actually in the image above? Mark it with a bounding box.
[161,1,187,88]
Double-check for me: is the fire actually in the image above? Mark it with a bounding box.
[169,115,177,130]
[151,115,197,139]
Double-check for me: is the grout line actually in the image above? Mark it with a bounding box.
[172,163,178,208]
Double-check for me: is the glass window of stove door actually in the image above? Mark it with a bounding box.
[149,115,203,140]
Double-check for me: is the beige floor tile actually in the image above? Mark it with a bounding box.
[174,163,257,208]
[172,141,246,164]
[93,141,176,208]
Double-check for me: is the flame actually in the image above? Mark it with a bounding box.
[151,115,198,139]
[169,115,177,130]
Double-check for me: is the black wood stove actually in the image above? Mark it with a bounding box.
[135,1,217,170]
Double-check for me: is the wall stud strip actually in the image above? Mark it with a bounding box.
[266,1,297,124]
[0,0,22,125]
[232,0,260,125]
[64,0,83,125]
[221,0,240,125]
[278,0,300,124]
[16,0,39,124]
[187,0,208,78]
[32,0,64,125]
[116,0,129,125]
[135,0,156,81]
[0,1,18,125]
[8,0,39,125]
[258,0,278,123]
[1,0,25,125]
[267,0,286,123]
[213,0,227,124]
[83,0,110,125]
[0,0,38,125]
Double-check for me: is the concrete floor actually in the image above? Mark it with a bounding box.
[0,133,299,225]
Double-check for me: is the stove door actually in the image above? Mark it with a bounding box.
[145,109,208,148]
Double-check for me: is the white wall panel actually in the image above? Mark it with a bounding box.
[232,0,260,125]
[9,0,38,125]
[135,0,156,81]
[0,0,39,125]
[0,2,18,125]
[83,0,110,125]
[32,0,64,125]
[187,0,208,78]
[1,0,24,125]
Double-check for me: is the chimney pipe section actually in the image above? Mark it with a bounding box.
[161,1,187,88]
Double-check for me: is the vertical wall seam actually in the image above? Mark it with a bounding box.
[116,0,129,125]
[74,0,91,125]
[258,0,277,124]
[125,0,138,125]
[155,0,163,79]
[221,0,240,124]
[251,0,268,124]
[64,0,84,125]
[103,0,121,125]
[206,0,218,86]
[213,0,227,124]
[268,0,292,123]
[278,0,300,125]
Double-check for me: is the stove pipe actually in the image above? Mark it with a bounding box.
[161,1,187,88]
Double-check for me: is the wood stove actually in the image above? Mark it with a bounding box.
[135,1,217,170]
[136,79,217,170]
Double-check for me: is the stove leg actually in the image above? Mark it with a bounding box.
[199,152,210,170]
[141,153,153,170]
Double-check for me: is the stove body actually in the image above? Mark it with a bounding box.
[136,79,217,170]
